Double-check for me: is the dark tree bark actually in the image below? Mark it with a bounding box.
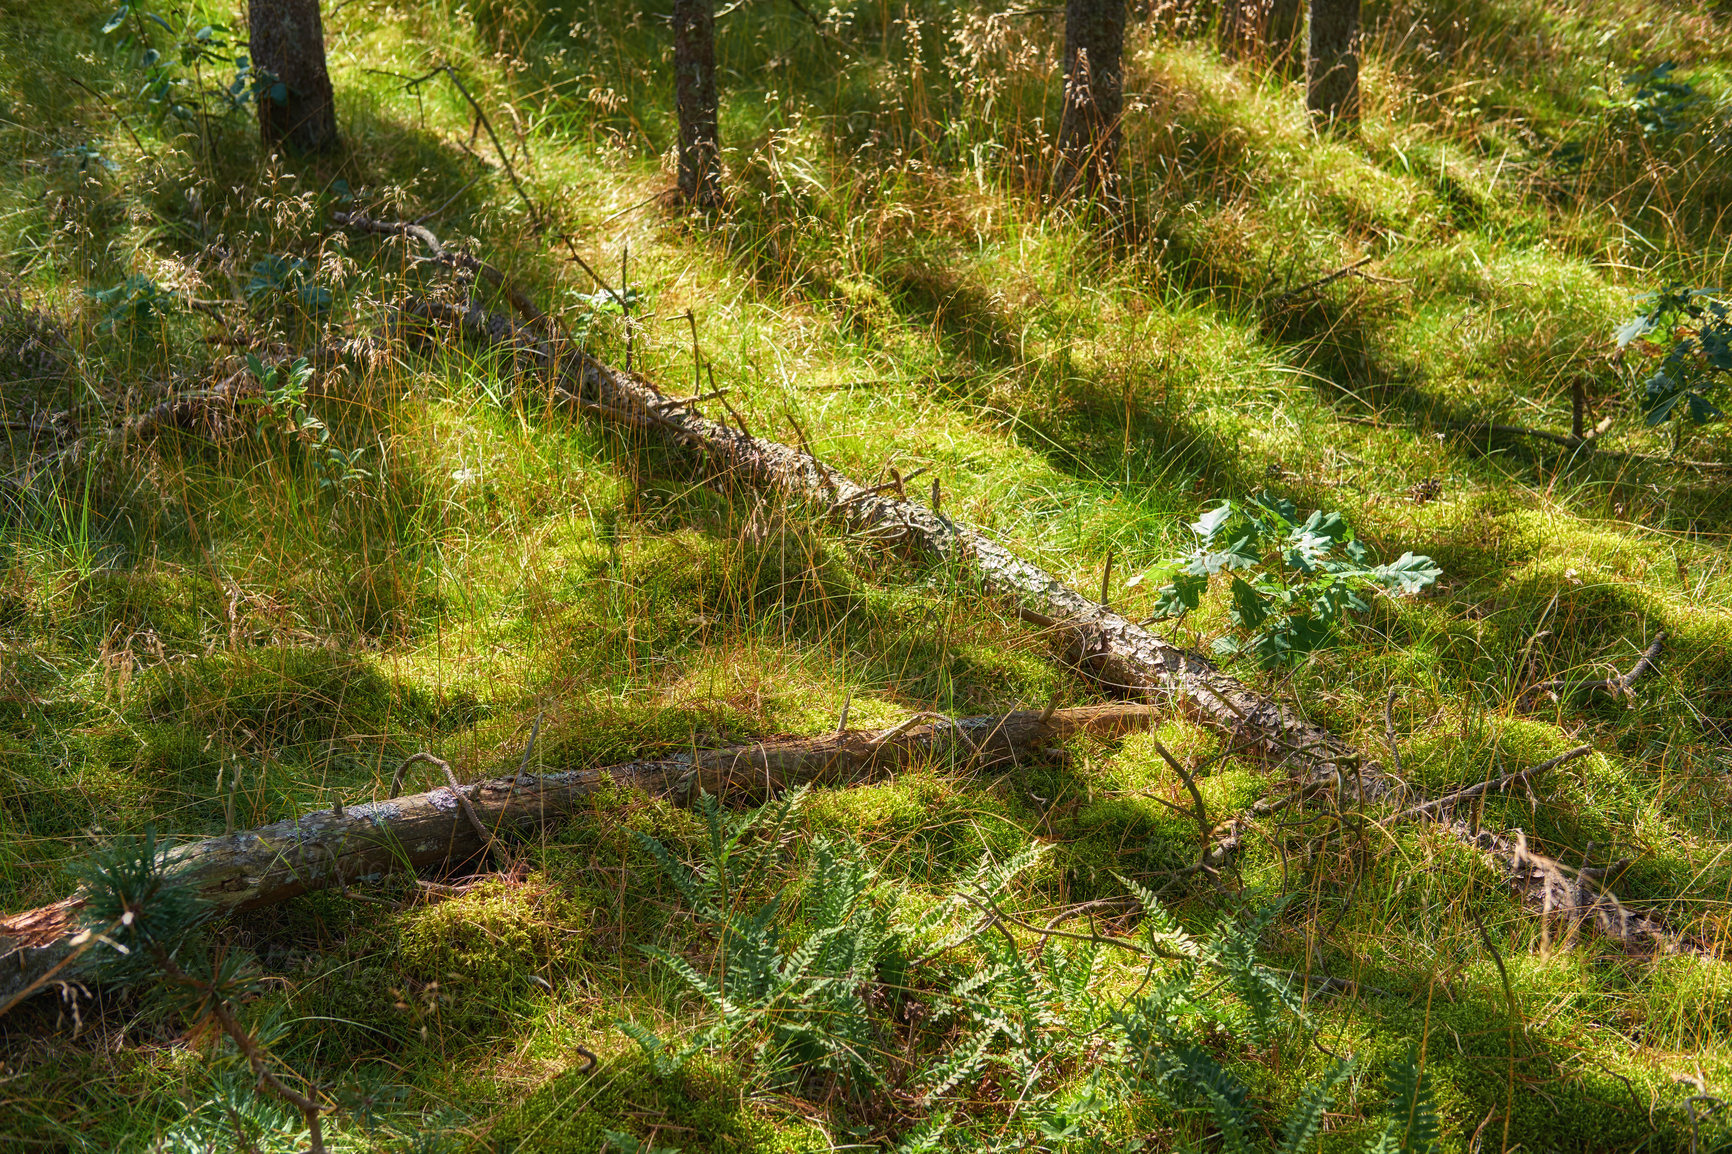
[1306,0,1360,125]
[249,0,339,154]
[1054,0,1127,203]
[673,0,721,206]
[1220,0,1302,69]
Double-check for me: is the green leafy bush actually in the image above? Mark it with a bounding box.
[1135,495,1441,664]
[241,355,371,493]
[1616,285,1731,429]
[1617,63,1706,137]
[246,255,335,316]
[100,5,258,128]
[566,283,646,346]
[87,273,173,334]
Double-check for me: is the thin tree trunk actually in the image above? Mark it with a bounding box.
[673,0,721,206]
[249,0,340,154]
[0,705,1154,1009]
[1306,0,1360,125]
[1054,0,1127,203]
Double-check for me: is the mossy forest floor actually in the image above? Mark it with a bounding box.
[2,0,1731,1150]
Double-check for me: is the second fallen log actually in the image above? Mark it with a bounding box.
[0,703,1156,1011]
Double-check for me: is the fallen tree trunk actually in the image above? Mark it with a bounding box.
[337,214,1699,956]
[0,704,1153,1012]
[330,212,1363,797]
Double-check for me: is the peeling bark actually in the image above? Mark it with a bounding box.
[0,705,1154,1010]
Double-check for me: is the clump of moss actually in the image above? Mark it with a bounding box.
[398,876,583,989]
[493,1050,828,1154]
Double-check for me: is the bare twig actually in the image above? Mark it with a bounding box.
[1380,745,1592,826]
[1519,633,1666,710]
[561,242,632,314]
[399,64,542,229]
[66,77,153,159]
[685,308,701,394]
[870,712,958,748]
[152,948,328,1153]
[390,751,450,800]
[440,761,507,868]
[1270,255,1375,303]
[783,408,818,461]
[959,891,1163,957]
[715,371,753,438]
[333,211,549,331]
[1149,738,1213,851]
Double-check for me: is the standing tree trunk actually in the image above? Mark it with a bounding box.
[673,0,721,206]
[249,0,339,154]
[1306,0,1360,126]
[1221,0,1302,70]
[1054,0,1127,204]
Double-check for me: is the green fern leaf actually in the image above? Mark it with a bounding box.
[1278,1059,1355,1154]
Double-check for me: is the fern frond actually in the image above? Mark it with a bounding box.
[1382,1042,1441,1154]
[1277,1058,1355,1154]
[1156,1041,1256,1154]
[922,1021,1000,1100]
[1115,872,1201,958]
[894,1110,953,1154]
[976,842,1048,898]
[638,946,733,1016]
[634,831,719,920]
[618,1019,687,1077]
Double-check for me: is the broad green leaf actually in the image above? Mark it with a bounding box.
[1613,313,1654,347]
[1251,491,1300,525]
[1687,391,1725,424]
[1228,577,1269,628]
[1644,389,1681,425]
[1372,553,1441,595]
[1153,572,1207,617]
[1285,615,1333,653]
[1190,501,1233,542]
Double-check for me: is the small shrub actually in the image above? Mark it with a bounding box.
[1616,284,1731,431]
[246,255,335,317]
[241,354,372,494]
[87,273,173,335]
[1134,494,1441,664]
[1617,62,1707,138]
[100,4,259,128]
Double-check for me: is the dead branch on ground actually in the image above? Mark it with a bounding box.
[0,703,1152,1011]
[1519,633,1666,711]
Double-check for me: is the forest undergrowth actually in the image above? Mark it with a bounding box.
[1,0,1731,1150]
